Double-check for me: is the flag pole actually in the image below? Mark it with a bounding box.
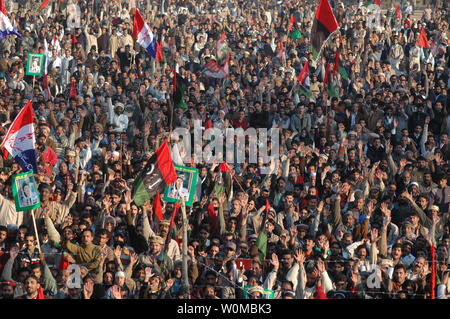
[232,173,245,193]
[180,196,190,298]
[120,134,123,179]
[31,209,41,253]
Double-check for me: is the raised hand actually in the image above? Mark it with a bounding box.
[83,279,94,299]
[269,253,279,271]
[165,278,175,291]
[111,285,122,299]
[294,249,305,266]
[290,225,298,239]
[316,259,326,273]
[187,245,196,260]
[144,267,154,282]
[102,195,112,211]
[317,201,324,214]
[9,246,19,260]
[432,214,440,226]
[130,252,138,265]
[218,193,226,206]
[114,245,122,260]
[370,228,380,244]
[367,201,375,216]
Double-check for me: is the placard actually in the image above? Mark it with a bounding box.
[163,164,198,207]
[25,53,45,76]
[12,171,41,211]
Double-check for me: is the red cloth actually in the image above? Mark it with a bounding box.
[219,161,230,172]
[69,81,77,99]
[431,243,436,299]
[207,203,217,235]
[40,0,49,10]
[37,285,44,299]
[72,31,77,47]
[418,27,429,49]
[170,201,180,228]
[41,146,57,175]
[156,41,163,62]
[232,119,249,130]
[288,15,296,31]
[153,192,163,221]
[315,285,327,299]
[58,255,70,271]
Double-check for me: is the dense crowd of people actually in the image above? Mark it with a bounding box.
[0,0,449,299]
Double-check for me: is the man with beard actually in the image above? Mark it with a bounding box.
[36,133,58,175]
[420,171,438,194]
[270,249,300,290]
[15,275,53,299]
[30,183,77,230]
[142,218,181,262]
[138,235,173,280]
[11,234,41,276]
[0,280,16,299]
[430,175,450,214]
[412,156,428,184]
[296,252,333,299]
[391,190,414,226]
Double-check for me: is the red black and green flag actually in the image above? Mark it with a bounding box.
[132,140,177,206]
[310,0,339,62]
[153,192,164,221]
[418,27,430,59]
[173,71,187,110]
[363,0,381,9]
[40,0,49,10]
[333,50,349,80]
[255,198,270,261]
[288,15,296,31]
[323,64,339,98]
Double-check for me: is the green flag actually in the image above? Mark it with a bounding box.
[328,81,339,98]
[243,286,274,299]
[255,231,268,262]
[59,0,67,10]
[132,171,149,206]
[298,89,311,98]
[289,30,302,40]
[174,73,187,109]
[338,66,349,80]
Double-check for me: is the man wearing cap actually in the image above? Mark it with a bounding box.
[138,235,173,280]
[141,217,181,262]
[1,280,16,299]
[106,97,129,133]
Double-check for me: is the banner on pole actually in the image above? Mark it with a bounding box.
[12,170,41,211]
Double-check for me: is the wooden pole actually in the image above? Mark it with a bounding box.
[232,174,246,193]
[180,196,189,298]
[31,209,41,253]
[120,134,123,178]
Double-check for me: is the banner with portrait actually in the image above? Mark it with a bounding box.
[25,53,45,76]
[163,165,198,207]
[12,171,41,211]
